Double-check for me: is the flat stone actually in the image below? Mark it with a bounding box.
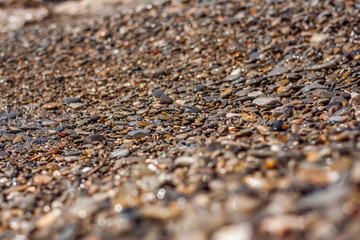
[84,134,107,144]
[267,67,290,77]
[110,149,130,158]
[235,89,251,97]
[253,97,279,106]
[210,66,226,75]
[68,102,85,109]
[248,91,263,97]
[128,129,151,139]
[158,95,173,104]
[308,59,338,70]
[63,97,81,105]
[310,33,328,43]
[301,83,328,92]
[143,68,165,78]
[151,90,164,98]
[42,102,60,110]
[328,116,345,122]
[1,112,19,119]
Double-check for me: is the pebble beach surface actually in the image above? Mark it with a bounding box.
[1,0,360,239]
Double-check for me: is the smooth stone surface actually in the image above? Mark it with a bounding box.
[84,134,107,144]
[151,90,164,98]
[63,97,81,105]
[267,67,290,77]
[301,83,328,92]
[158,95,173,104]
[110,149,130,158]
[143,68,165,78]
[127,129,151,139]
[253,97,279,106]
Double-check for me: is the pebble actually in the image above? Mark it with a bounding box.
[143,68,165,78]
[68,102,85,109]
[2,112,19,119]
[267,67,290,77]
[301,83,328,92]
[63,97,81,105]
[33,174,52,185]
[84,134,107,144]
[42,102,60,110]
[210,66,226,75]
[158,95,173,104]
[253,97,279,106]
[310,33,328,43]
[127,129,150,139]
[151,90,164,98]
[193,84,207,92]
[110,149,130,158]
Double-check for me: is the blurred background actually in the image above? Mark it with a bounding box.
[0,0,149,32]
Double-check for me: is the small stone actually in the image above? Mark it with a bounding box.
[224,74,241,81]
[2,112,19,119]
[220,88,233,98]
[310,33,328,43]
[110,149,130,158]
[328,116,345,122]
[308,59,338,70]
[64,156,80,162]
[253,97,279,106]
[42,102,60,110]
[143,68,165,78]
[267,67,290,77]
[301,83,328,92]
[193,84,207,92]
[63,97,81,105]
[85,134,107,144]
[36,209,61,229]
[68,102,85,109]
[12,135,22,143]
[65,151,81,156]
[95,29,109,39]
[235,89,251,97]
[127,129,151,139]
[151,90,164,98]
[42,120,57,126]
[210,66,226,75]
[158,95,173,104]
[248,91,262,97]
[33,174,52,185]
